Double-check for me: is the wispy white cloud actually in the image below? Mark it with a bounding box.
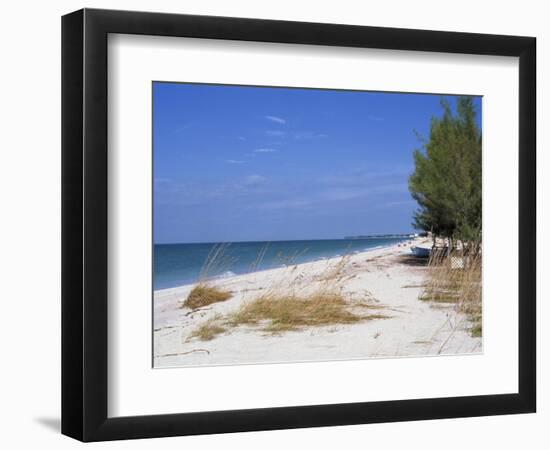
[254,148,277,153]
[266,130,286,137]
[242,174,267,188]
[265,115,286,124]
[321,188,372,202]
[293,131,328,140]
[173,122,195,134]
[367,114,384,122]
[372,183,409,194]
[260,199,312,211]
[320,166,413,187]
[226,159,245,164]
[379,200,416,208]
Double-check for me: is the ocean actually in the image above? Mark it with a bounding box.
[154,237,411,291]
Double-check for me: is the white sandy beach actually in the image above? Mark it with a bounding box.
[154,238,482,368]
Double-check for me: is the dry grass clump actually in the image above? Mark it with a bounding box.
[186,249,385,341]
[187,291,386,341]
[182,284,232,310]
[420,250,482,336]
[189,317,226,341]
[229,292,378,333]
[181,243,235,310]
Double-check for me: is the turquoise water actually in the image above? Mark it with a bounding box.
[154,237,410,290]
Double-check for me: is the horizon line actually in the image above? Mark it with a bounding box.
[154,233,417,246]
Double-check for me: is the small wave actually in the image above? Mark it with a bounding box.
[365,245,383,251]
[215,270,237,279]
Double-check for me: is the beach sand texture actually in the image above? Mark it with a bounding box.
[154,238,482,367]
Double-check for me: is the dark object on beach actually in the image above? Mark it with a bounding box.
[411,246,431,257]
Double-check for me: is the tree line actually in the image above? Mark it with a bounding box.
[408,97,482,253]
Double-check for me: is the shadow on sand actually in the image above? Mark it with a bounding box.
[396,254,429,267]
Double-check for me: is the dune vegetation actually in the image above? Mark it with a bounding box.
[185,251,387,341]
[182,284,232,310]
[420,251,482,337]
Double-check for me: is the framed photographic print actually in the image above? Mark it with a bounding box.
[61,8,536,441]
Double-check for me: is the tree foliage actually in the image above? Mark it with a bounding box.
[409,97,482,245]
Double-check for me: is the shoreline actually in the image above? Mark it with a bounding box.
[154,238,415,295]
[154,237,482,367]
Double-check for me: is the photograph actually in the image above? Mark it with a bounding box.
[152,83,483,368]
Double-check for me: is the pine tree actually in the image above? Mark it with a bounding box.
[409,97,482,250]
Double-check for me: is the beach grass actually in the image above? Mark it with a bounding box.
[188,291,386,340]
[318,253,352,282]
[231,293,360,332]
[181,244,236,310]
[420,250,482,337]
[228,292,382,334]
[186,249,388,341]
[183,284,232,310]
[189,317,226,341]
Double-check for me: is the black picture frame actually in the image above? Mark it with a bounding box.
[61,8,536,442]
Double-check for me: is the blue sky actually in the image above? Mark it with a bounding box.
[153,83,481,244]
